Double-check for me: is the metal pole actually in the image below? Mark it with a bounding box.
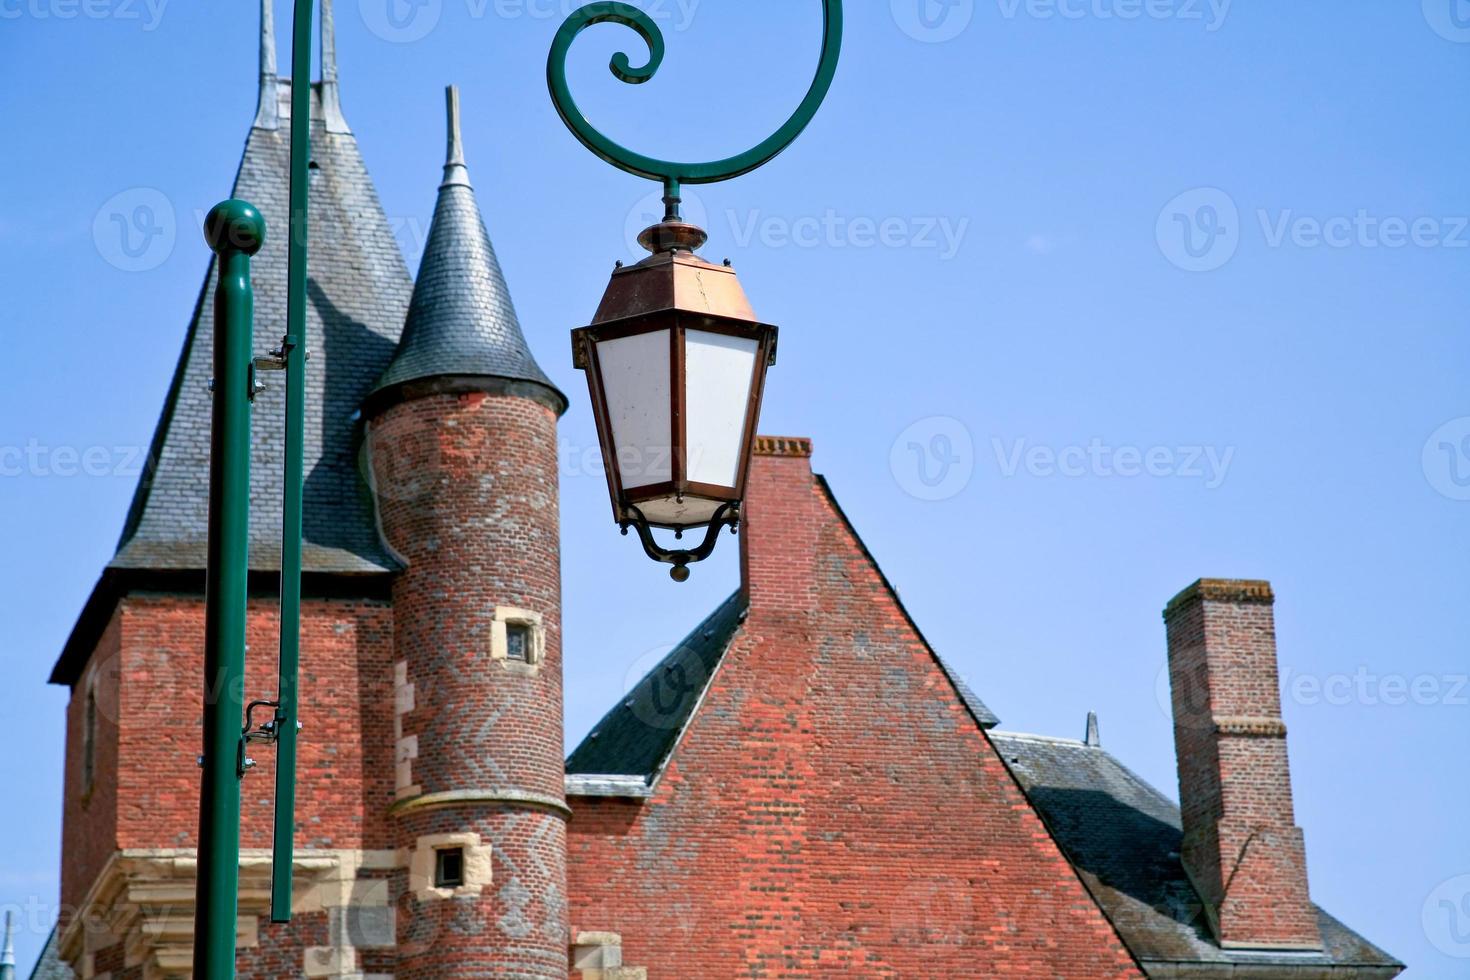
[269,0,313,923]
[195,199,266,980]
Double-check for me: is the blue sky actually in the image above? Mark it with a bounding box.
[1,0,1467,974]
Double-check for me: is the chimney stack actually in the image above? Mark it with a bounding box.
[739,436,820,616]
[1163,579,1322,951]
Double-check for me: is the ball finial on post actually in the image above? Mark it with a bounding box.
[204,199,267,256]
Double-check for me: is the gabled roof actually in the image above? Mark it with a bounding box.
[566,590,746,783]
[565,470,1002,789]
[990,730,1404,978]
[367,87,564,414]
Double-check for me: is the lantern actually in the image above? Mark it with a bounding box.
[572,222,777,580]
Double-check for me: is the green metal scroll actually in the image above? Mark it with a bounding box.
[547,0,843,213]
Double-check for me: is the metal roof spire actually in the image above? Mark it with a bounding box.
[319,0,349,133]
[367,85,565,414]
[1,910,15,980]
[253,0,280,130]
[442,85,470,188]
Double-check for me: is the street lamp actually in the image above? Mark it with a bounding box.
[571,231,778,581]
[549,0,842,579]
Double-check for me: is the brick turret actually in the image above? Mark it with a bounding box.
[366,86,569,978]
[1163,579,1322,951]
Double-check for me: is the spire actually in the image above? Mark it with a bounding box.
[1,910,15,980]
[367,85,566,414]
[442,85,469,188]
[253,0,280,130]
[319,0,348,133]
[1084,710,1101,747]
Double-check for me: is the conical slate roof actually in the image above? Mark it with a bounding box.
[111,7,410,575]
[113,87,411,574]
[369,87,565,412]
[53,2,411,683]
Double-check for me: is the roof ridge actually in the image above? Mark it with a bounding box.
[565,590,746,784]
[813,474,1001,729]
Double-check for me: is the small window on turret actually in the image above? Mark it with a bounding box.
[435,848,464,888]
[83,690,97,791]
[505,623,532,662]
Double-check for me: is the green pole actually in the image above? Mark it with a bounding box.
[269,0,313,923]
[195,199,266,980]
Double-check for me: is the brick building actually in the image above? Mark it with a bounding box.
[38,5,1403,978]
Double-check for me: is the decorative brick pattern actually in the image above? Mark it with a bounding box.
[370,390,568,979]
[1163,579,1322,951]
[567,444,1143,978]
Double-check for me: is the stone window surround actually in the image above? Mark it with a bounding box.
[409,832,493,901]
[491,606,545,673]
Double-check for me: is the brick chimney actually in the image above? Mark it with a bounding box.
[1163,579,1321,951]
[739,436,821,615]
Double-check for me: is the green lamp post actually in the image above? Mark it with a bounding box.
[193,2,313,977]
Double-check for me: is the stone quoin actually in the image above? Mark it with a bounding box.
[38,3,1402,978]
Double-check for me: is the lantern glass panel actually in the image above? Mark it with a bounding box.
[683,329,759,489]
[636,494,727,528]
[595,328,671,490]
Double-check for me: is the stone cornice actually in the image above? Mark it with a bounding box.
[752,435,813,458]
[390,789,573,819]
[1164,578,1275,620]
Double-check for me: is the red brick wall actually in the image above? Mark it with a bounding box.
[567,442,1143,978]
[60,609,122,915]
[59,593,394,918]
[1164,580,1321,950]
[112,593,396,853]
[369,390,568,979]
